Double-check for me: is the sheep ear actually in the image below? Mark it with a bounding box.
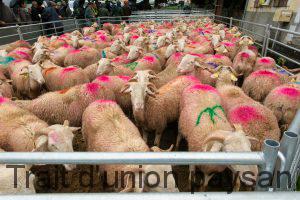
[63,120,70,127]
[211,72,220,79]
[246,136,260,148]
[120,84,131,94]
[231,74,238,81]
[33,135,48,152]
[70,127,81,132]
[233,123,243,132]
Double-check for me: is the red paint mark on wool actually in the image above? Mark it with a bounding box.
[143,56,155,63]
[131,35,139,39]
[118,75,130,82]
[223,42,234,47]
[252,70,280,80]
[112,57,122,63]
[229,106,263,124]
[96,75,110,82]
[70,49,81,54]
[85,83,100,94]
[213,54,223,59]
[95,99,116,105]
[259,58,271,64]
[276,87,300,98]
[187,84,217,93]
[0,97,8,104]
[241,52,250,58]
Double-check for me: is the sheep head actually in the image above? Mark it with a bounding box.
[210,65,239,85]
[111,39,126,55]
[203,125,259,187]
[214,43,229,54]
[239,36,254,46]
[33,120,80,171]
[96,58,115,75]
[156,35,168,48]
[165,44,179,59]
[127,46,144,61]
[177,54,205,74]
[0,49,8,57]
[129,70,158,83]
[20,63,45,86]
[32,48,50,64]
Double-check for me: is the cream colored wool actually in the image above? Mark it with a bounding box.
[64,47,101,68]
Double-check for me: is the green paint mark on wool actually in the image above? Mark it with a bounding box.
[125,62,138,71]
[0,56,15,65]
[196,104,225,126]
[102,50,107,58]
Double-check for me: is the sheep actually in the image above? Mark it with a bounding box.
[205,54,233,67]
[214,41,237,60]
[254,57,276,71]
[101,39,127,59]
[232,50,257,78]
[183,41,214,55]
[7,47,32,62]
[176,54,217,86]
[242,69,286,102]
[7,59,31,76]
[10,63,45,99]
[92,75,131,113]
[82,100,178,192]
[4,40,31,53]
[178,84,258,191]
[49,44,75,67]
[64,47,101,68]
[264,84,300,131]
[0,97,79,170]
[0,71,13,98]
[82,22,99,36]
[217,85,280,150]
[126,45,145,61]
[16,82,115,126]
[121,76,200,146]
[95,58,135,77]
[41,65,90,91]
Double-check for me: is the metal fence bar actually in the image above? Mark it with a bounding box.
[0,192,299,200]
[261,24,270,56]
[290,110,300,190]
[266,48,300,66]
[0,152,265,165]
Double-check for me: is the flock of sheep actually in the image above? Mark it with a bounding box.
[0,17,299,194]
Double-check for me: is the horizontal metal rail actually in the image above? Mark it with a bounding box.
[0,152,264,165]
[267,48,300,66]
[0,192,299,200]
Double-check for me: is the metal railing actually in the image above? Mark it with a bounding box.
[0,11,300,197]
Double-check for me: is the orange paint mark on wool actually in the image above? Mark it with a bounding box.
[229,106,264,124]
[44,67,57,76]
[85,83,100,94]
[57,88,70,94]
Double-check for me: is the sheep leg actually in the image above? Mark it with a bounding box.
[175,133,182,150]
[200,173,214,191]
[154,130,162,147]
[233,174,241,191]
[142,129,148,144]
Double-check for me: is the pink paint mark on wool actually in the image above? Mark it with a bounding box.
[249,46,257,51]
[229,106,263,124]
[0,97,8,104]
[223,42,234,47]
[184,75,200,83]
[189,53,205,58]
[174,52,183,59]
[143,56,155,63]
[49,132,59,143]
[252,70,280,80]
[276,87,300,98]
[213,54,223,59]
[259,58,271,64]
[241,52,250,58]
[63,44,72,49]
[112,57,123,63]
[95,99,116,105]
[99,35,107,41]
[14,51,30,59]
[70,49,81,54]
[118,75,130,82]
[62,67,78,74]
[85,83,100,94]
[187,84,217,93]
[231,38,239,43]
[96,75,110,82]
[13,59,25,63]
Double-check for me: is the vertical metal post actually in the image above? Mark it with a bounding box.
[256,139,280,191]
[53,22,57,35]
[229,17,233,28]
[40,19,45,35]
[264,25,271,57]
[97,17,101,26]
[74,19,79,30]
[261,24,270,56]
[275,131,298,190]
[16,25,23,40]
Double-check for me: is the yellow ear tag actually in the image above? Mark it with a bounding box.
[291,78,296,82]
[211,72,219,78]
[231,74,238,81]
